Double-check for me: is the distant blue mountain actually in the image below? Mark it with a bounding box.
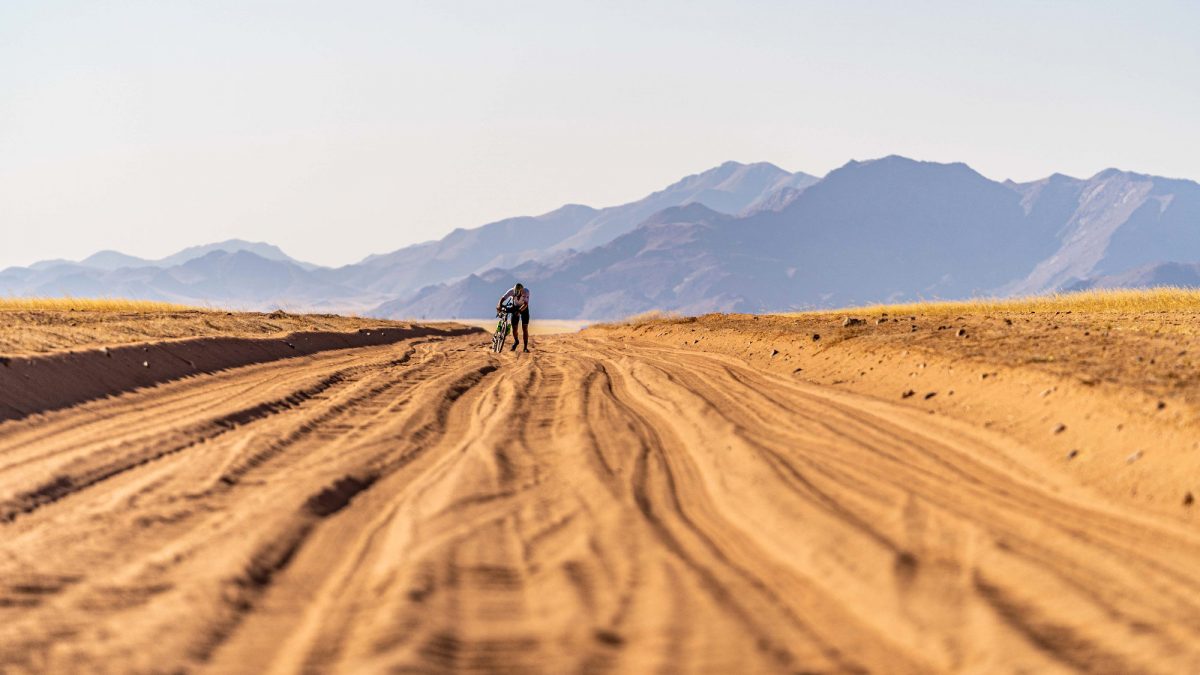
[378,157,1200,319]
[6,158,1198,317]
[3,162,815,311]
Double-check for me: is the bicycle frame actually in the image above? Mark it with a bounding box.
[492,309,512,353]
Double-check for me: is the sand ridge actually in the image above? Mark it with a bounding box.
[0,324,480,423]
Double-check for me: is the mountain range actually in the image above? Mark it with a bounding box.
[5,157,1198,319]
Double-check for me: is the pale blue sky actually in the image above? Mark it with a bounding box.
[2,1,1197,269]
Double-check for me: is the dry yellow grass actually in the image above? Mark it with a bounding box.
[600,287,1200,332]
[0,297,200,313]
[0,306,459,356]
[788,287,1200,317]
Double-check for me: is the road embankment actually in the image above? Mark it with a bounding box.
[0,324,482,422]
[593,310,1200,519]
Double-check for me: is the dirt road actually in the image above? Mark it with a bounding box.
[3,331,1200,673]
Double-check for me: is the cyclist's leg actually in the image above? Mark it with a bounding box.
[508,310,521,347]
[520,309,530,349]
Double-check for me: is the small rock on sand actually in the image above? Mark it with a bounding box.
[924,392,937,400]
[1066,449,1079,460]
[811,333,821,341]
[142,360,150,368]
[1126,450,1143,464]
[902,389,915,398]
[956,328,967,337]
[843,317,865,327]
[1184,492,1195,507]
[1053,423,1067,434]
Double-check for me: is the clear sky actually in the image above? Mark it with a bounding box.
[2,1,1197,269]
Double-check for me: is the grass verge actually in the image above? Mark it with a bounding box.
[789,287,1200,317]
[0,297,200,312]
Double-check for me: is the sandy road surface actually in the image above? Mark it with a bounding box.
[3,331,1200,674]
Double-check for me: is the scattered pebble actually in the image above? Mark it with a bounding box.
[811,333,821,341]
[1053,423,1067,434]
[1157,401,1167,410]
[1126,450,1143,464]
[1066,449,1079,460]
[956,328,968,337]
[876,318,888,324]
[843,317,865,327]
[924,392,937,400]
[1040,388,1055,397]
[770,349,779,357]
[1004,318,1013,326]
[1184,492,1195,507]
[142,360,150,368]
[902,389,915,398]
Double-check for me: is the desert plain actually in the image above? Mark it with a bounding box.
[2,292,1200,674]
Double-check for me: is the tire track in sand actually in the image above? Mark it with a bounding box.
[2,333,1200,673]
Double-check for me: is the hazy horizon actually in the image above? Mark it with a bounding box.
[3,1,1197,270]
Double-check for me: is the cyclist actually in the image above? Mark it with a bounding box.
[496,283,530,352]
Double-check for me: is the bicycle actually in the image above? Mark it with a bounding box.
[491,303,512,353]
